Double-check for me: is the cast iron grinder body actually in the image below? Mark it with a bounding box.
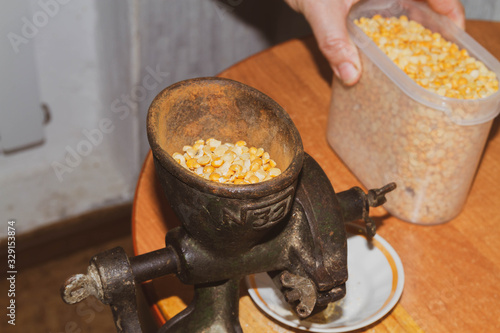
[61,78,395,333]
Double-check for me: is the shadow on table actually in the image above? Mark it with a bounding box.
[300,37,334,87]
[487,114,500,141]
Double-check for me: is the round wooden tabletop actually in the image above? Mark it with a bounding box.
[133,22,500,332]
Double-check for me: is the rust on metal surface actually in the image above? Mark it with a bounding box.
[61,77,395,333]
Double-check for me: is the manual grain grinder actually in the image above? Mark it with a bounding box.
[61,77,395,333]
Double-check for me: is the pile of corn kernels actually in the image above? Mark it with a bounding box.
[355,15,499,99]
[172,138,282,184]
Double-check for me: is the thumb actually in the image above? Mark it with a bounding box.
[300,0,362,85]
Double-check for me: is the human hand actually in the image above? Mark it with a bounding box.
[284,0,465,86]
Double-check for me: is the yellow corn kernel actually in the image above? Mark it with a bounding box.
[173,138,280,184]
[209,173,220,182]
[255,169,267,180]
[203,165,214,174]
[229,164,242,173]
[248,175,260,184]
[235,140,247,147]
[261,152,270,164]
[197,155,210,166]
[172,152,185,164]
[211,158,224,168]
[244,171,254,181]
[355,15,498,99]
[222,151,236,163]
[213,145,228,157]
[185,148,197,159]
[192,142,203,150]
[250,160,262,172]
[186,158,200,170]
[269,168,281,177]
[458,77,468,86]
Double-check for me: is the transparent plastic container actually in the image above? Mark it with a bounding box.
[327,0,500,224]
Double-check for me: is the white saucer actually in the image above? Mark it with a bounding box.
[245,232,404,332]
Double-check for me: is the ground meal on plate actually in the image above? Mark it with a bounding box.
[172,138,282,184]
[355,15,499,99]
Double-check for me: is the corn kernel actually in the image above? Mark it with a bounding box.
[250,160,262,172]
[269,168,281,177]
[255,169,267,180]
[355,15,498,99]
[203,165,214,174]
[172,138,282,184]
[214,145,228,157]
[185,148,197,159]
[172,152,185,164]
[209,173,220,181]
[186,158,200,170]
[230,164,243,173]
[244,171,254,181]
[235,140,247,147]
[457,77,468,86]
[248,175,260,184]
[197,155,210,166]
[211,158,224,168]
[192,142,204,150]
[222,151,236,163]
[261,152,270,164]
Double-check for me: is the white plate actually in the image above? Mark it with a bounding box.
[245,232,404,332]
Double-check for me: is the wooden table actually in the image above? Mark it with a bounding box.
[132,21,500,332]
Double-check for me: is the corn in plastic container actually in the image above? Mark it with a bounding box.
[327,0,500,224]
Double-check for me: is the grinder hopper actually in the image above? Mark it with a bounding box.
[61,77,396,333]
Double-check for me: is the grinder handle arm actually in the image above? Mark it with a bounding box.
[61,246,179,333]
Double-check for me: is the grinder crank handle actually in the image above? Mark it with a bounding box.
[367,182,397,207]
[364,182,397,237]
[337,182,397,238]
[61,246,179,333]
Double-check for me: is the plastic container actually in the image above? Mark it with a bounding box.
[327,0,500,224]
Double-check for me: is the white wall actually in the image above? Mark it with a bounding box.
[463,0,500,21]
[134,0,311,159]
[0,0,139,238]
